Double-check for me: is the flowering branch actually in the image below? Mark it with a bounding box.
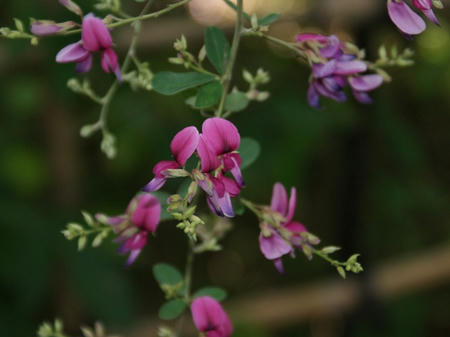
[216,0,244,117]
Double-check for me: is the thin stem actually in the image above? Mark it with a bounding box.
[93,0,154,135]
[312,248,345,267]
[216,0,244,117]
[243,30,308,61]
[62,0,191,36]
[177,239,195,336]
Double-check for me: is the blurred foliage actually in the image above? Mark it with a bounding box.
[0,1,449,337]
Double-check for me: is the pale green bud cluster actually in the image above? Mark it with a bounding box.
[243,68,271,102]
[61,211,112,251]
[123,62,154,91]
[0,18,38,45]
[95,0,122,14]
[37,319,66,337]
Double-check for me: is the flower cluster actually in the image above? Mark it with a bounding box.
[144,117,244,218]
[297,33,384,108]
[387,0,442,36]
[258,183,319,273]
[31,2,120,80]
[96,193,161,266]
[191,296,232,337]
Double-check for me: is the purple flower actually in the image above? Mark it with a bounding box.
[143,126,200,192]
[387,0,426,35]
[97,193,161,266]
[191,296,233,337]
[412,0,440,25]
[56,14,120,80]
[259,183,313,273]
[297,33,385,108]
[30,20,77,36]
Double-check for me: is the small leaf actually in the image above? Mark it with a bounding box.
[158,299,186,320]
[337,266,346,279]
[153,263,183,286]
[239,137,261,170]
[225,91,249,113]
[152,72,215,95]
[195,81,223,108]
[78,236,87,251]
[258,13,280,26]
[205,26,230,74]
[194,287,227,301]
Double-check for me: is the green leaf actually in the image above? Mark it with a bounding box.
[225,91,249,113]
[152,191,172,221]
[158,299,186,320]
[205,27,230,74]
[152,72,215,95]
[239,137,261,170]
[258,13,280,26]
[195,81,223,108]
[194,287,227,301]
[153,263,183,286]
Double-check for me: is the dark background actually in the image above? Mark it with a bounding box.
[1,0,449,336]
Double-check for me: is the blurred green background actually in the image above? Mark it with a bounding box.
[1,0,449,336]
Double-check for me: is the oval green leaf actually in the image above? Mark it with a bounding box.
[225,91,249,113]
[195,81,223,109]
[205,27,230,74]
[258,13,280,26]
[239,137,261,170]
[158,299,186,320]
[153,263,183,286]
[152,72,215,95]
[194,287,227,301]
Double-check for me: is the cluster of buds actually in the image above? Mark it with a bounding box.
[242,68,271,102]
[297,33,384,108]
[167,192,205,241]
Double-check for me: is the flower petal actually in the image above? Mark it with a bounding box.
[387,0,426,35]
[273,258,285,274]
[198,135,221,173]
[285,187,297,224]
[349,74,384,91]
[130,194,161,233]
[56,42,90,63]
[307,83,320,109]
[75,54,93,73]
[259,229,292,260]
[312,60,337,78]
[101,48,121,81]
[191,297,230,334]
[170,126,200,166]
[271,182,288,216]
[202,118,240,155]
[334,60,367,75]
[352,91,373,104]
[82,13,112,51]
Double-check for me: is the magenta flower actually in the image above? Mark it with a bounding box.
[196,118,244,217]
[143,126,200,192]
[259,183,316,273]
[56,14,121,80]
[191,296,233,337]
[96,193,161,266]
[30,20,77,36]
[297,34,384,108]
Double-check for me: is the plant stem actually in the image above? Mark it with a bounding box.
[216,0,244,117]
[62,0,191,36]
[177,239,195,336]
[242,30,307,61]
[91,0,154,139]
[311,248,345,267]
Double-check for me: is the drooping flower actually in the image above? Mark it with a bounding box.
[195,118,244,217]
[386,0,441,36]
[96,193,161,266]
[30,20,77,36]
[143,126,200,192]
[191,296,233,337]
[259,183,318,273]
[297,34,384,108]
[56,14,121,80]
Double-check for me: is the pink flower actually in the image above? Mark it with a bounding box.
[259,183,315,273]
[97,193,161,266]
[30,20,77,36]
[196,118,244,217]
[56,14,121,80]
[143,126,200,192]
[191,297,233,337]
[387,0,426,35]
